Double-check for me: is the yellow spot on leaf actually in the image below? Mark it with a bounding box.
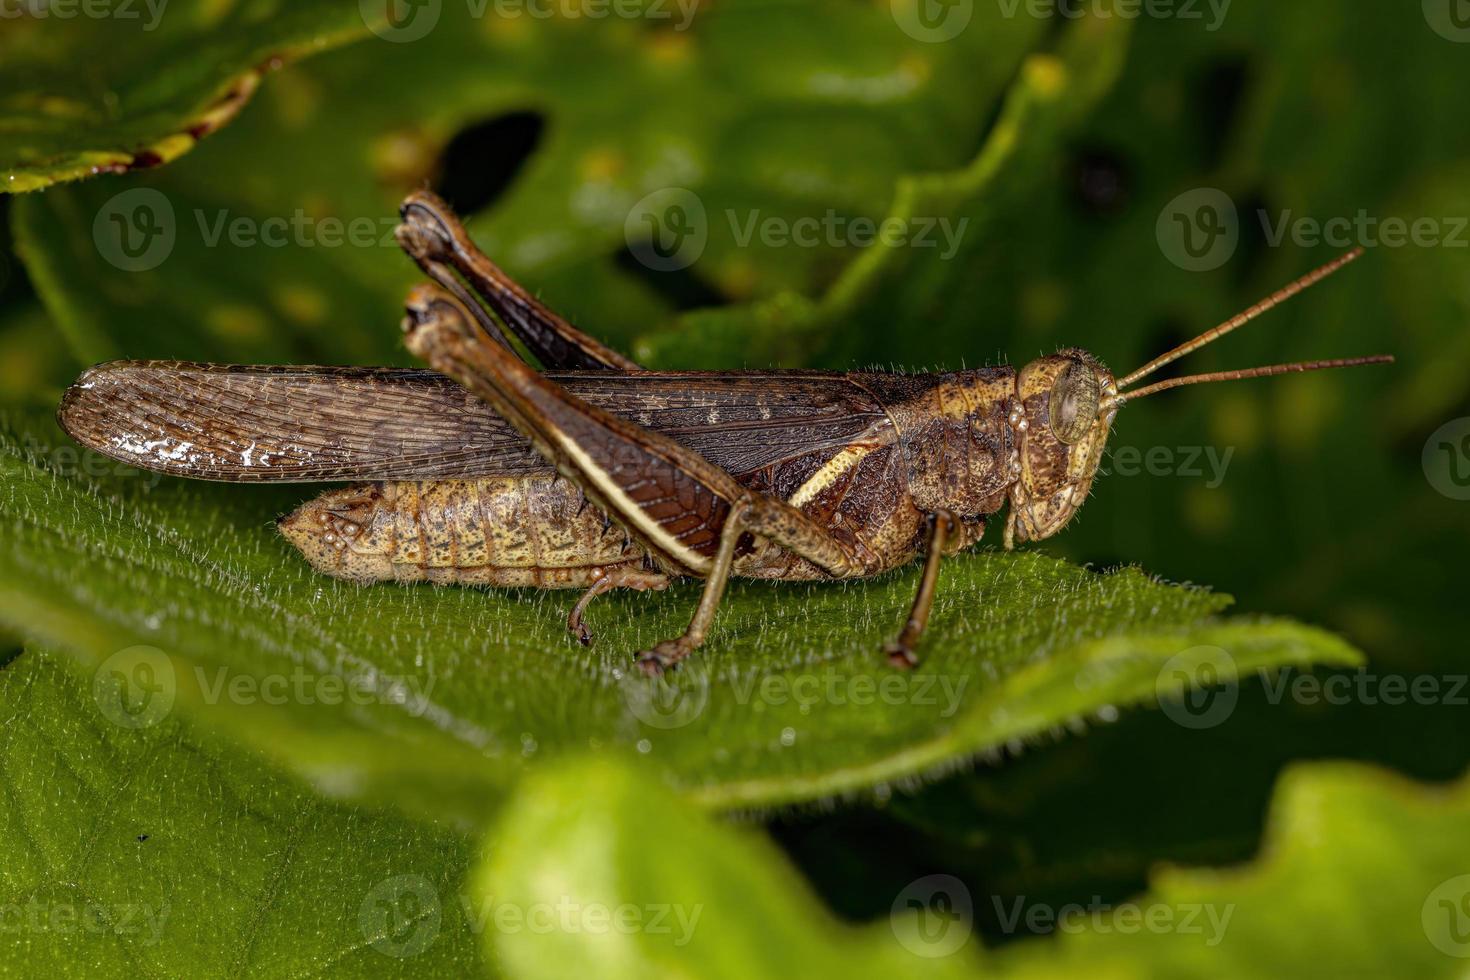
[274,285,330,326]
[1020,279,1068,333]
[580,149,624,183]
[206,305,272,342]
[1025,56,1068,99]
[647,30,694,64]
[1274,377,1339,452]
[1184,484,1232,537]
[1210,390,1262,453]
[372,128,438,187]
[719,258,759,301]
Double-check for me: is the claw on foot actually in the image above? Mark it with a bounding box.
[884,641,918,670]
[567,568,671,650]
[637,639,689,677]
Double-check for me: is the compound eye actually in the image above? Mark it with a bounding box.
[1049,361,1100,445]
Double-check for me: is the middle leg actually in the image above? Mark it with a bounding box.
[400,286,878,667]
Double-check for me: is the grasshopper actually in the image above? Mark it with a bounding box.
[59,192,1391,674]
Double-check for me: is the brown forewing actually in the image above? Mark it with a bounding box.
[59,361,891,483]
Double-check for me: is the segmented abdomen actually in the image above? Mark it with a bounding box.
[278,478,649,587]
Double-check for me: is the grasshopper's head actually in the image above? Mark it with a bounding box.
[1006,349,1117,545]
[1003,249,1392,548]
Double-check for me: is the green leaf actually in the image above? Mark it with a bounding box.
[988,762,1470,979]
[639,12,1134,368]
[478,755,1470,980]
[0,413,1363,823]
[475,755,980,978]
[0,647,484,976]
[11,0,1057,367]
[0,1,372,193]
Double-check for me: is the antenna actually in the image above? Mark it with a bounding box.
[1116,248,1368,391]
[1114,355,1394,403]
